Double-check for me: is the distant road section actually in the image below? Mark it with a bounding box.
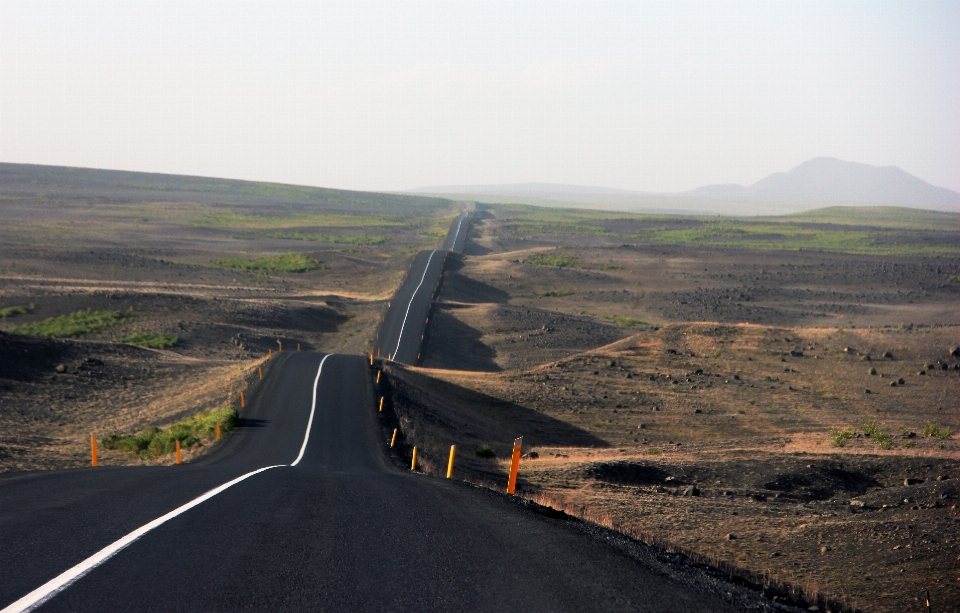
[375,212,472,364]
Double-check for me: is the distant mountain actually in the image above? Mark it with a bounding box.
[686,157,960,208]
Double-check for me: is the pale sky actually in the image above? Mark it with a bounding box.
[1,1,958,193]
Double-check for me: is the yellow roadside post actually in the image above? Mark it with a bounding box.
[378,397,384,412]
[446,445,456,478]
[277,340,283,352]
[297,343,301,351]
[175,440,181,465]
[240,392,245,408]
[376,371,381,384]
[411,447,418,471]
[369,351,374,366]
[506,436,523,494]
[268,349,272,360]
[390,428,398,447]
[90,435,97,467]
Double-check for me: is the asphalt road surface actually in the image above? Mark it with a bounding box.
[375,212,472,365]
[0,212,749,612]
[1,352,740,612]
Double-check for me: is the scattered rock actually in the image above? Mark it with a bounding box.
[904,478,923,486]
[54,364,66,373]
[850,499,865,507]
[869,367,877,375]
[864,388,871,394]
[682,486,701,496]
[524,451,539,459]
[883,351,894,359]
[790,350,803,357]
[898,378,905,385]
[694,409,703,414]
[951,346,960,357]
[861,354,872,361]
[917,370,926,376]
[724,533,737,540]
[890,381,898,387]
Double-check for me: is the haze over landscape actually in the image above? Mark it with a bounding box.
[1,2,959,613]
[2,1,958,199]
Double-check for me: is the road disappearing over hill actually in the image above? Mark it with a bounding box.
[1,213,749,612]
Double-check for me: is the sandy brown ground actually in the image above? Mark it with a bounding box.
[389,207,960,612]
[0,164,458,473]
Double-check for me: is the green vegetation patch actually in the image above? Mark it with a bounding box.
[119,332,179,349]
[11,309,129,338]
[830,427,855,447]
[0,303,33,321]
[494,203,960,257]
[213,253,319,273]
[923,421,952,440]
[526,254,579,268]
[476,444,497,459]
[862,420,892,450]
[102,407,238,458]
[190,211,404,230]
[263,232,386,245]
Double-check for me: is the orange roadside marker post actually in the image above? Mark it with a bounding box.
[377,349,381,358]
[390,428,397,447]
[268,349,272,360]
[259,367,263,380]
[175,440,181,465]
[446,445,456,479]
[411,447,418,471]
[277,340,282,352]
[240,392,245,408]
[297,343,301,351]
[506,436,523,494]
[216,423,221,441]
[90,435,97,467]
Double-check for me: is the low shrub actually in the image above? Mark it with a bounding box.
[102,407,238,458]
[11,309,129,338]
[862,420,893,449]
[830,427,855,447]
[923,421,952,440]
[213,253,319,273]
[119,332,179,349]
[0,303,33,321]
[476,444,496,459]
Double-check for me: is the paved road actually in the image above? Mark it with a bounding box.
[1,352,737,612]
[0,212,744,612]
[374,212,471,364]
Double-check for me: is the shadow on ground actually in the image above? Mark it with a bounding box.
[379,362,608,488]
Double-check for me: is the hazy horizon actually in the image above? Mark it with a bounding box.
[2,1,958,194]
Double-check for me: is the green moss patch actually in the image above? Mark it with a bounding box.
[102,407,238,458]
[11,309,129,338]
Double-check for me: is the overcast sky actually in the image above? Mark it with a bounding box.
[1,1,958,193]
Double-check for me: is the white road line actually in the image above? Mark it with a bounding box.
[1,465,284,613]
[393,250,438,360]
[291,352,334,466]
[451,214,466,250]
